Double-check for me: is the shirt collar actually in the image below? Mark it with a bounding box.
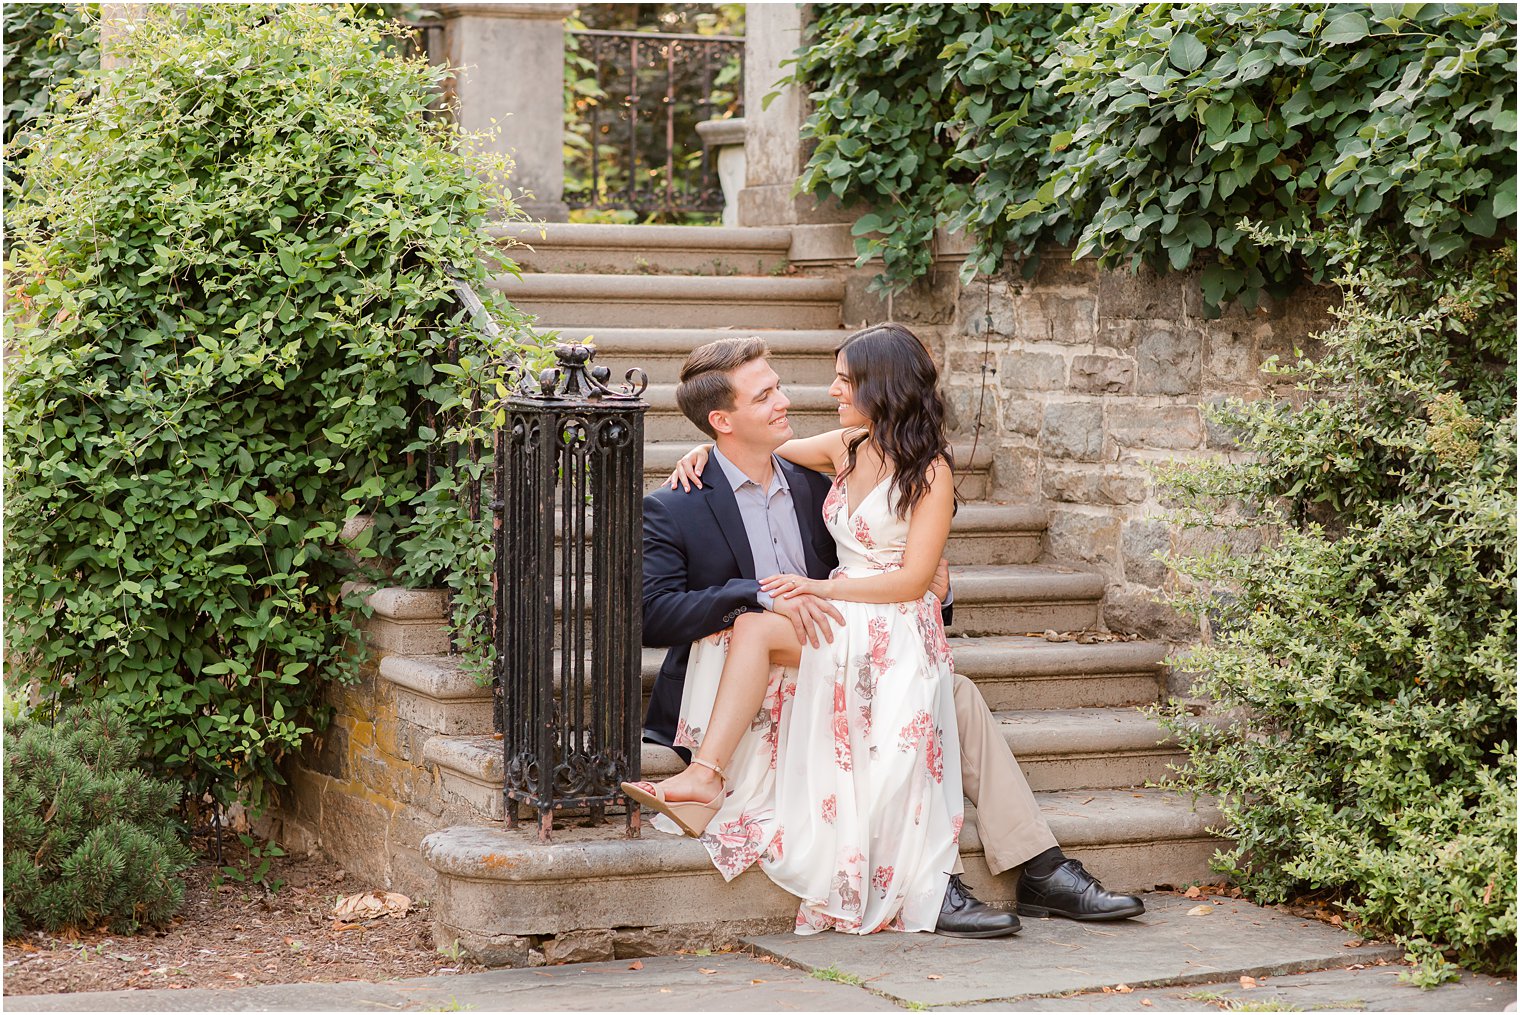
[711,447,790,496]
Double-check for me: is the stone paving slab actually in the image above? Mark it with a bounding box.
[742,894,1406,1007]
[988,965,1517,1011]
[2,952,898,1012]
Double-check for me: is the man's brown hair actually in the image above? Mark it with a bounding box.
[675,336,770,438]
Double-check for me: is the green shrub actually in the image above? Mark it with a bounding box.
[2,3,97,148]
[4,703,194,938]
[1156,238,1517,980]
[4,4,532,813]
[788,3,1517,306]
[2,2,98,228]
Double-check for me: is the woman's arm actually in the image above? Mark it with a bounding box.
[762,461,954,605]
[773,428,854,474]
[664,428,856,491]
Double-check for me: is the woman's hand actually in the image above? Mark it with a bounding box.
[666,443,712,491]
[760,572,831,601]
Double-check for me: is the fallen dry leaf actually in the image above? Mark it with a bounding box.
[332,892,410,921]
[1186,905,1214,917]
[699,968,718,975]
[750,979,766,985]
[1115,983,1133,993]
[927,974,943,980]
[1240,975,1258,989]
[1140,1001,1153,1007]
[628,960,644,971]
[1184,886,1203,899]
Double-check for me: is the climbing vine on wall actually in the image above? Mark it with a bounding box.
[787,3,1517,310]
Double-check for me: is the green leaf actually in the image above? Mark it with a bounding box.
[1168,32,1208,72]
[1322,12,1370,44]
[1493,176,1517,219]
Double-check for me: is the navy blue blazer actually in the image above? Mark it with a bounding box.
[641,456,951,749]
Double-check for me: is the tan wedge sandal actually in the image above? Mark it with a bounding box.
[620,758,726,838]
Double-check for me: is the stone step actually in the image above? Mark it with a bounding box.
[550,500,1044,567]
[427,706,1187,822]
[641,382,840,441]
[420,788,1224,957]
[945,564,1106,636]
[945,635,1168,710]
[492,273,843,330]
[494,222,793,276]
[642,439,996,500]
[379,633,1166,749]
[570,327,845,386]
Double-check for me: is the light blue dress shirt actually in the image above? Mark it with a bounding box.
[710,448,808,611]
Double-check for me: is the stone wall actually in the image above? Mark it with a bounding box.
[257,588,471,900]
[938,253,1336,651]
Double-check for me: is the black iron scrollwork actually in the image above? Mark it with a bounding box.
[521,344,649,403]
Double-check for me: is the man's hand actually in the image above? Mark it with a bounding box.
[928,557,950,604]
[769,592,845,649]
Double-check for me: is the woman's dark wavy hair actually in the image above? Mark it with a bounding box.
[836,323,956,520]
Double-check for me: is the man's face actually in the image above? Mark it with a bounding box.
[710,358,793,451]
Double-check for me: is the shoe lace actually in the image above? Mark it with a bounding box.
[946,873,973,903]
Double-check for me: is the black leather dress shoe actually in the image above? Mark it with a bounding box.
[1017,859,1145,921]
[935,874,1022,938]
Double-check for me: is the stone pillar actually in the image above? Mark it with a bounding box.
[738,4,851,228]
[437,4,574,222]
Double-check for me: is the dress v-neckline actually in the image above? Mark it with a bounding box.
[843,473,889,521]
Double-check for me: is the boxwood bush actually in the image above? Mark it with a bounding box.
[4,4,532,814]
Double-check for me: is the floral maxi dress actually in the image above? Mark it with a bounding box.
[659,473,963,935]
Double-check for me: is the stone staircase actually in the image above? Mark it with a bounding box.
[379,224,1220,963]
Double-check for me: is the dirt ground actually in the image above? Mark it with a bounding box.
[3,833,464,996]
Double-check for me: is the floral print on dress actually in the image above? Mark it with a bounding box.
[762,826,785,864]
[820,794,837,824]
[831,677,854,771]
[852,616,895,736]
[823,476,846,524]
[914,597,955,668]
[830,849,866,916]
[702,814,770,880]
[871,865,894,899]
[897,710,945,784]
[674,718,704,751]
[851,512,873,549]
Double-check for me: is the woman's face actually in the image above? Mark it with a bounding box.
[829,351,871,430]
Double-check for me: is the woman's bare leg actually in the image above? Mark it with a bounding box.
[656,610,803,803]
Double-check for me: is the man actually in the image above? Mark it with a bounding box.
[641,337,1144,936]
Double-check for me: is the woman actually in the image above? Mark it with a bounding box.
[622,323,962,935]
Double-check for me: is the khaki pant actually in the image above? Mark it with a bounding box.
[951,672,1059,876]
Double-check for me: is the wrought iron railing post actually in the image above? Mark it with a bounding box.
[496,344,648,841]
